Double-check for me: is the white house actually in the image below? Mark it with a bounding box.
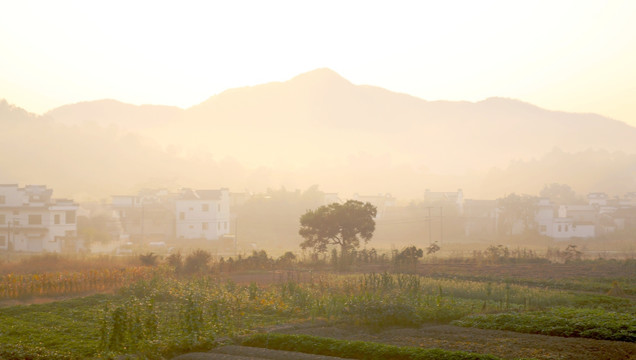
[175,188,230,240]
[0,184,78,253]
[535,198,595,240]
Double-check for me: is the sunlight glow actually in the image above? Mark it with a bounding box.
[0,0,635,124]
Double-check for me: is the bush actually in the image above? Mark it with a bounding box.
[139,252,159,266]
[184,250,212,274]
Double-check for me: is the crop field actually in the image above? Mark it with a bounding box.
[0,259,634,359]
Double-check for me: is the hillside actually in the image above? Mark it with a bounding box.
[45,68,636,174]
[2,68,635,199]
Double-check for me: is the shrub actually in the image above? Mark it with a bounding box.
[184,250,212,274]
[139,252,159,266]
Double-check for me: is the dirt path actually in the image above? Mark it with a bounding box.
[272,322,636,360]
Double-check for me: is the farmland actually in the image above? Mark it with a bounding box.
[0,254,634,359]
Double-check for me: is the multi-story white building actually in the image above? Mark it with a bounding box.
[0,184,78,252]
[176,188,230,240]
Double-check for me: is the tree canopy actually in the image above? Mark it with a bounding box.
[299,200,377,255]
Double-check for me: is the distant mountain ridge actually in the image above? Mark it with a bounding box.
[46,68,636,173]
[46,69,636,166]
[3,68,636,199]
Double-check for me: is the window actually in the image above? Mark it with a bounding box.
[0,195,5,204]
[224,222,227,230]
[202,204,209,212]
[28,214,42,225]
[565,225,569,232]
[202,222,208,230]
[0,235,5,246]
[0,214,5,225]
[65,211,76,224]
[179,212,185,220]
[540,225,547,232]
[558,225,562,232]
[54,214,60,225]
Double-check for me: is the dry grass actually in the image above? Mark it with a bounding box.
[0,253,139,275]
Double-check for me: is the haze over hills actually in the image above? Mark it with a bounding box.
[47,99,182,132]
[2,68,636,200]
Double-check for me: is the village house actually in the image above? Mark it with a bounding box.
[175,188,230,241]
[536,198,597,240]
[0,184,78,253]
[112,188,231,242]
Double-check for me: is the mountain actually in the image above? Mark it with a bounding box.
[5,68,636,199]
[45,68,636,174]
[0,100,250,200]
[45,99,184,141]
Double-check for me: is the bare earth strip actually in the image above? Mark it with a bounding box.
[173,345,351,360]
[272,322,636,360]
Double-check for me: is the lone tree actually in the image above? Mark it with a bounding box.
[299,200,377,264]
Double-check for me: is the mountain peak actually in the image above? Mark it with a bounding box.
[288,68,352,86]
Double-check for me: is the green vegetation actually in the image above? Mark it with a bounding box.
[242,333,504,360]
[453,307,636,342]
[0,257,634,359]
[0,295,108,359]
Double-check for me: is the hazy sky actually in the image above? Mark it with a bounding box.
[1,1,635,125]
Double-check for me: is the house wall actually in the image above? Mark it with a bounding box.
[551,219,595,240]
[175,190,230,240]
[0,185,77,253]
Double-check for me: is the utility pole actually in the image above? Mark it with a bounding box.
[440,206,443,245]
[7,219,11,249]
[141,204,144,245]
[427,206,432,244]
[234,217,238,256]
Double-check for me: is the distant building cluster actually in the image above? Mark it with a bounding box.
[2,183,636,254]
[112,188,231,243]
[462,192,636,240]
[533,193,636,239]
